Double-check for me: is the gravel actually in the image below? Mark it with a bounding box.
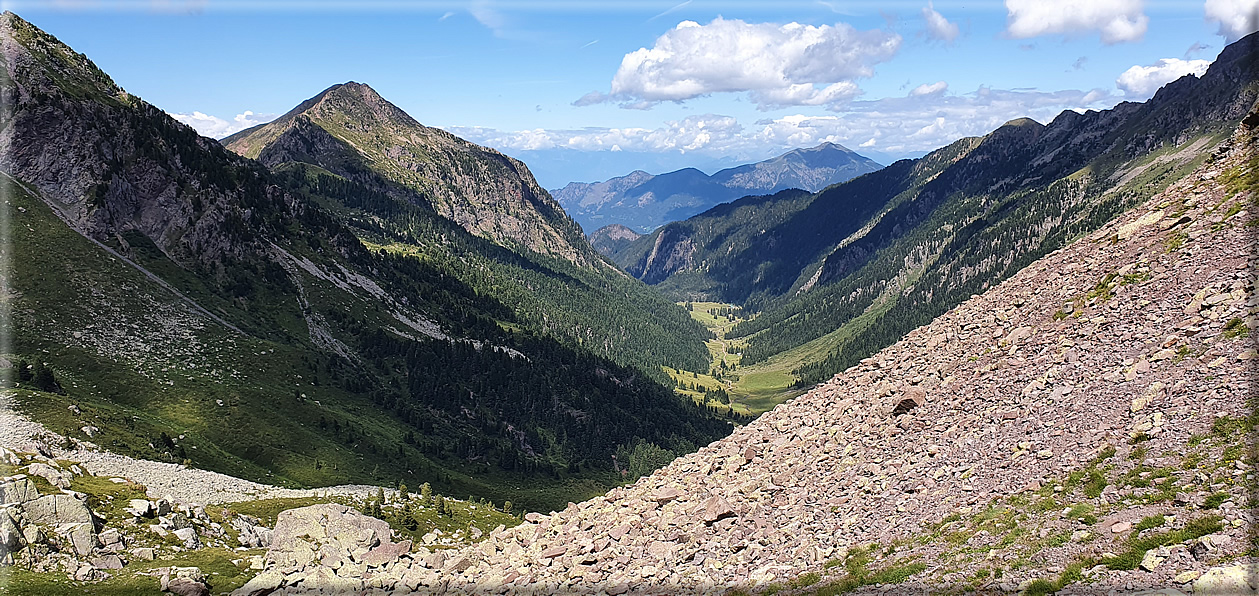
[0,390,380,505]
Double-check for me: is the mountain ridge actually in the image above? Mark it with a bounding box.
[552,142,883,233]
[223,81,599,267]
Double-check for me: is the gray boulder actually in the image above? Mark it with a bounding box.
[1193,563,1259,594]
[25,463,71,489]
[59,522,97,556]
[0,508,25,553]
[0,477,38,505]
[173,527,200,550]
[25,494,93,526]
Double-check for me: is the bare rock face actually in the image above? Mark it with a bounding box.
[0,12,303,273]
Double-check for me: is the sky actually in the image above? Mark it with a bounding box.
[8,0,1259,188]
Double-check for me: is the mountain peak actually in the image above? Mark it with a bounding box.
[222,82,598,266]
[2,10,125,102]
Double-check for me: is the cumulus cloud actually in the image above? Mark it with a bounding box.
[1115,58,1212,98]
[1004,0,1148,44]
[459,85,1117,164]
[922,2,960,42]
[579,17,901,110]
[168,110,277,139]
[1205,0,1259,41]
[910,81,948,96]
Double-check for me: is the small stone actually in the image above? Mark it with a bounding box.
[173,527,200,550]
[1174,570,1202,584]
[702,495,735,523]
[128,498,153,517]
[1140,548,1167,571]
[652,487,683,503]
[1110,521,1132,534]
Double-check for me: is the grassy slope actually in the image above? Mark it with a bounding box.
[5,179,631,512]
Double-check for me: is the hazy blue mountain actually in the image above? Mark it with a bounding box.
[551,143,884,233]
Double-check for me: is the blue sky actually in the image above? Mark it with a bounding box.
[9,0,1258,187]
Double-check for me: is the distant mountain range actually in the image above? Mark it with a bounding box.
[552,143,883,234]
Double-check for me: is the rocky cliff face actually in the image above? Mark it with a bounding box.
[587,223,642,258]
[0,12,287,268]
[222,82,598,266]
[237,104,1256,594]
[551,143,882,233]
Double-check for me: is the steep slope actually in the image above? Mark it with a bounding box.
[587,223,642,258]
[268,99,1257,593]
[0,12,728,512]
[552,142,882,233]
[222,82,596,266]
[618,32,1258,392]
[222,86,714,379]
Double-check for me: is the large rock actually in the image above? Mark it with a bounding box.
[0,477,39,505]
[25,494,93,526]
[0,508,25,552]
[1193,564,1259,594]
[270,504,391,556]
[25,463,71,489]
[232,569,283,596]
[60,522,97,556]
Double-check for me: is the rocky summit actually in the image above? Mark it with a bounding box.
[222,82,597,267]
[227,101,1257,593]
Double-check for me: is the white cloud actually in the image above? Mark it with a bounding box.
[469,1,507,36]
[458,86,1117,163]
[922,2,960,42]
[910,81,948,96]
[582,17,900,110]
[448,114,746,156]
[1205,0,1259,41]
[754,87,1116,154]
[1115,58,1212,98]
[168,110,277,139]
[1005,0,1148,44]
